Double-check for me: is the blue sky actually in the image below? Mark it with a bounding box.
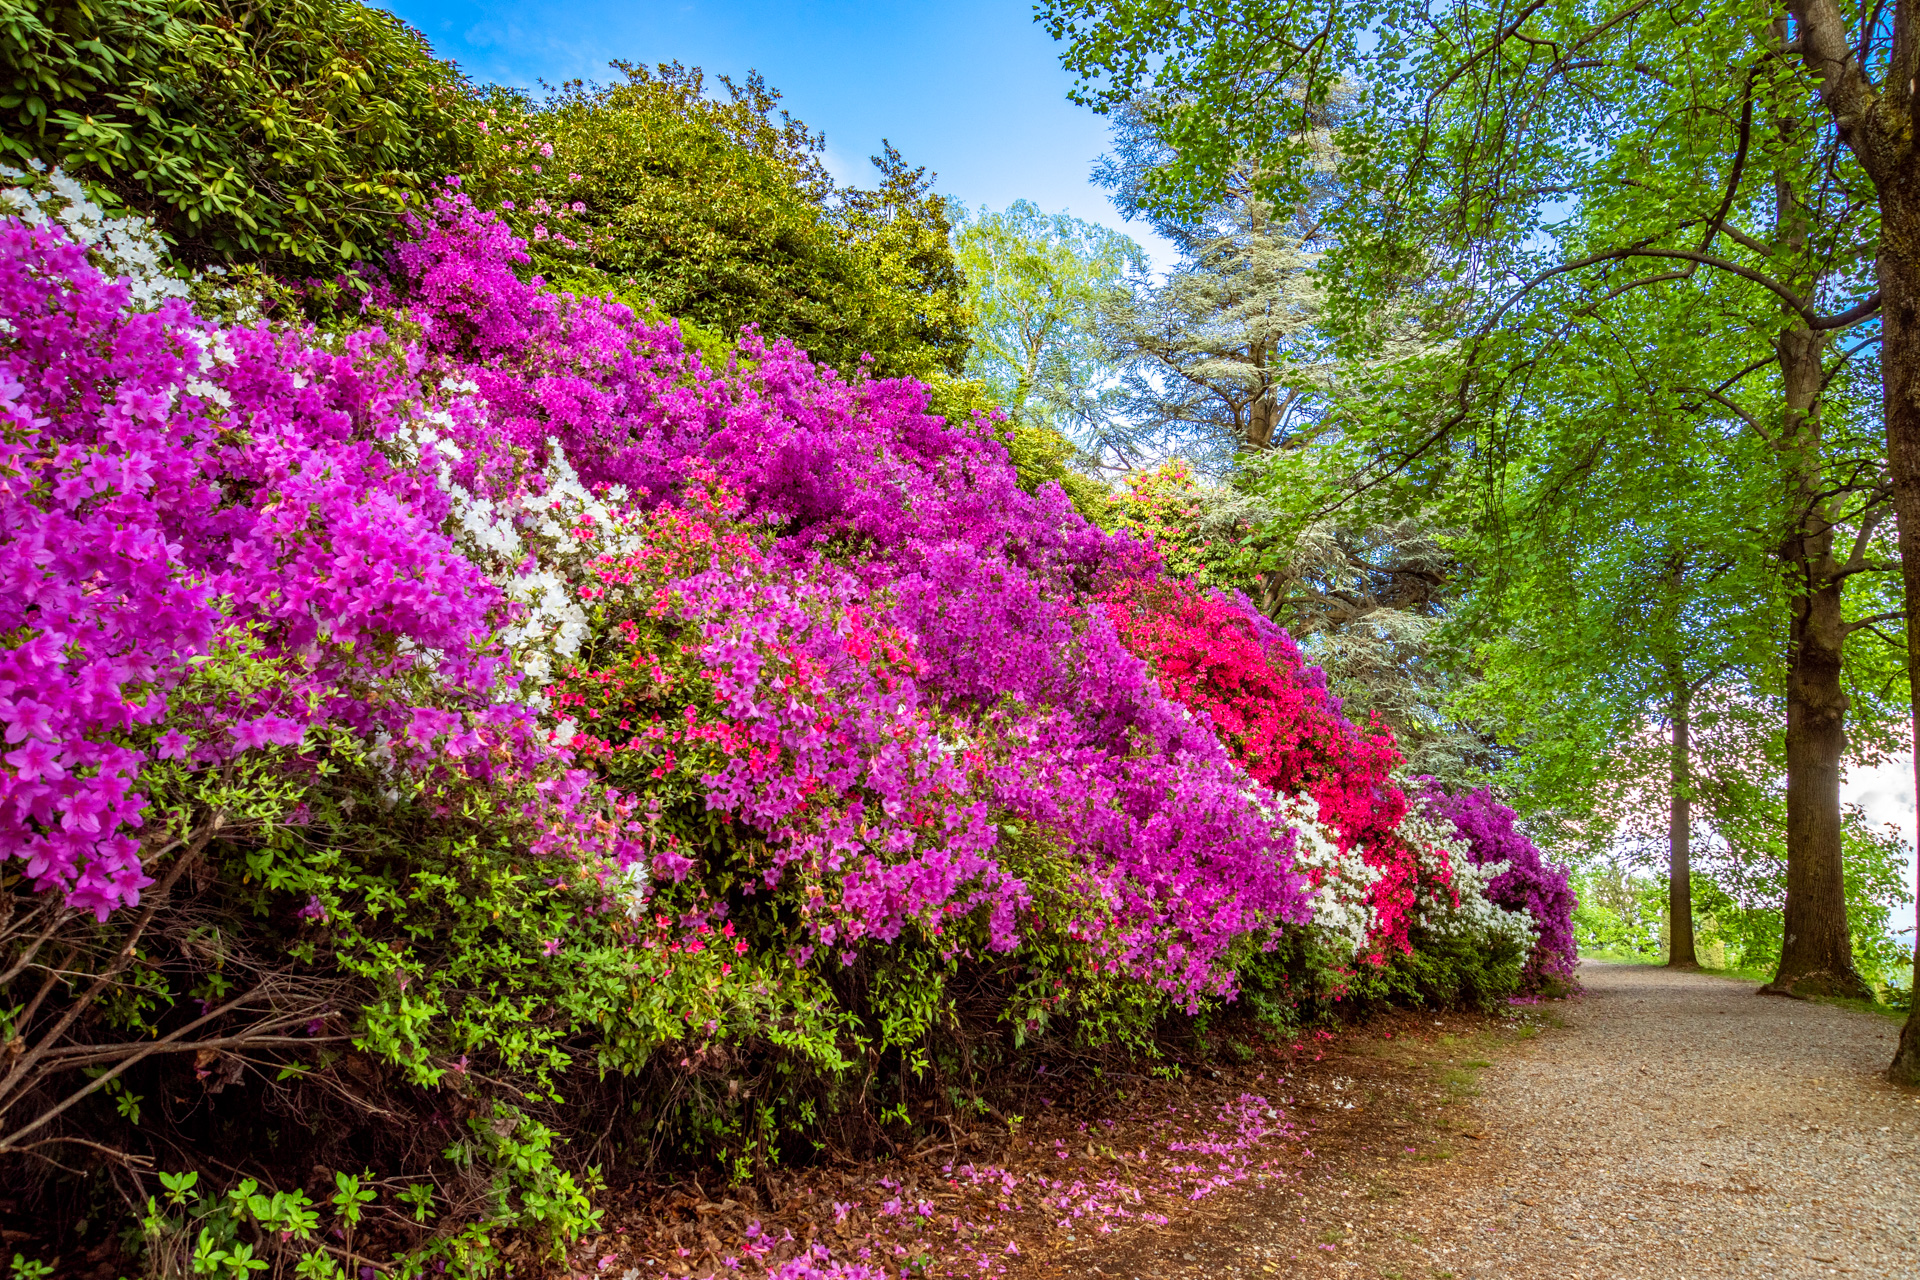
[382,0,1179,270]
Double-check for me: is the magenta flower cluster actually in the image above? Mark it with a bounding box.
[1421,785,1577,983]
[0,217,636,918]
[376,190,1321,1005]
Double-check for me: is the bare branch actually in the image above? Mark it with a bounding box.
[1844,610,1907,633]
[12,1135,153,1169]
[0,819,220,1106]
[1677,384,1771,443]
[0,981,273,1154]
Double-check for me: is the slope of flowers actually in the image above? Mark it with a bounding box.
[0,186,1514,990]
[0,184,1567,1275]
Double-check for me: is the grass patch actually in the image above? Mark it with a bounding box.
[1809,993,1910,1023]
[1692,960,1772,983]
[1685,962,1911,1019]
[1439,1067,1481,1101]
[1578,949,1664,966]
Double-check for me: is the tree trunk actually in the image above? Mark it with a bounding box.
[1782,0,1920,1080]
[1245,336,1278,452]
[1667,678,1699,968]
[1881,203,1920,1082]
[1768,325,1872,999]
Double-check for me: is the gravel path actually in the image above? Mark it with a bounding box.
[1074,961,1920,1279]
[1401,961,1920,1278]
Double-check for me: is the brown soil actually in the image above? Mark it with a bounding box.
[568,1000,1552,1278]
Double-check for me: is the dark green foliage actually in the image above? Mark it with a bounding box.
[1235,929,1525,1034]
[491,63,971,381]
[1375,929,1527,1015]
[0,0,479,268]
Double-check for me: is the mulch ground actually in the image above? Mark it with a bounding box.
[555,1003,1552,1279]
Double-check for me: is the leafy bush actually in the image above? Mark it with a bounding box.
[1570,866,1666,957]
[1380,926,1528,1013]
[0,185,1557,1269]
[481,62,970,381]
[0,0,480,269]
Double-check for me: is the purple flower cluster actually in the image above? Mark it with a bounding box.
[380,190,1318,1005]
[1421,786,1577,983]
[0,217,636,917]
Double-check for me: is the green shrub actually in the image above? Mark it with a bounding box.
[1233,923,1525,1033]
[0,635,787,1267]
[482,62,970,380]
[1377,927,1526,1013]
[0,0,480,269]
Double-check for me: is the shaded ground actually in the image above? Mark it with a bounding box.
[571,1005,1536,1278]
[1055,962,1919,1280]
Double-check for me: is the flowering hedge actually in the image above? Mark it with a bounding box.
[0,179,1563,1271]
[0,182,1532,995]
[360,189,1349,1009]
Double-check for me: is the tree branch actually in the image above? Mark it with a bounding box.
[1787,0,1887,181]
[1808,291,1881,330]
[0,981,273,1155]
[1677,384,1772,443]
[1844,610,1907,633]
[1700,77,1758,255]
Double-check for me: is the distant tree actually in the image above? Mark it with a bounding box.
[1099,202,1331,469]
[1092,103,1342,471]
[953,199,1145,445]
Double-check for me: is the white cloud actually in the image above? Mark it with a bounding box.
[1846,754,1919,944]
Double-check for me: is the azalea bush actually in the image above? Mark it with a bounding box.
[0,183,1555,1273]
[1421,785,1578,988]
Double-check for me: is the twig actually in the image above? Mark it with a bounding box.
[0,817,221,1106]
[11,1134,153,1168]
